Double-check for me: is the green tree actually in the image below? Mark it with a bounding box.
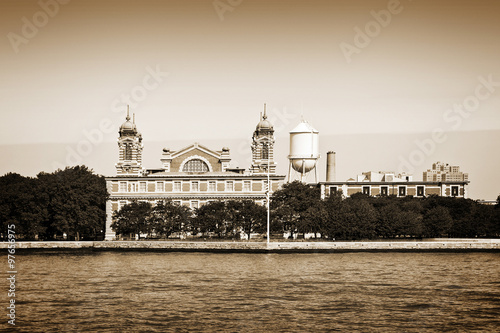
[112,201,152,239]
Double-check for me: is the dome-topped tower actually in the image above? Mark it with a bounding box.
[115,106,143,175]
[255,109,273,133]
[250,104,276,174]
[119,109,139,137]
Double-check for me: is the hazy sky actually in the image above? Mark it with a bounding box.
[1,0,499,198]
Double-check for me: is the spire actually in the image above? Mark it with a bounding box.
[126,105,130,121]
[263,103,267,120]
[133,113,135,124]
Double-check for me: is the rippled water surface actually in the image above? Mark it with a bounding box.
[5,251,500,332]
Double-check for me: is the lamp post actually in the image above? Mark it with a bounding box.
[266,159,270,245]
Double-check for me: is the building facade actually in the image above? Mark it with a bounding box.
[423,161,469,182]
[319,170,469,199]
[105,108,285,240]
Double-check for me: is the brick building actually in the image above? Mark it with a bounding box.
[319,163,469,199]
[105,108,285,240]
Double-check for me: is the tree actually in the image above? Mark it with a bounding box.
[343,197,377,240]
[228,200,266,240]
[37,166,108,240]
[320,190,345,240]
[112,201,152,239]
[375,203,401,238]
[271,181,321,238]
[423,206,453,238]
[192,201,231,238]
[150,200,190,238]
[0,173,47,240]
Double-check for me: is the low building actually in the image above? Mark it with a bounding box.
[319,166,469,199]
[105,108,285,240]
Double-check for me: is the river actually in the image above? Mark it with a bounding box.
[6,252,500,332]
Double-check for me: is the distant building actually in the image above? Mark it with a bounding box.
[105,107,285,240]
[319,161,469,199]
[423,161,469,182]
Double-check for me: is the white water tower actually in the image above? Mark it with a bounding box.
[288,120,320,183]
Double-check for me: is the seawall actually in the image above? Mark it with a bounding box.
[2,239,500,253]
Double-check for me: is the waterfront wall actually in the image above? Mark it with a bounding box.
[2,239,500,252]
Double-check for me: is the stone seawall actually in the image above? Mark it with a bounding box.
[1,239,500,252]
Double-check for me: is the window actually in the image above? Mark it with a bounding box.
[381,187,388,196]
[124,143,133,160]
[191,181,199,192]
[174,181,181,192]
[191,201,199,209]
[119,201,127,210]
[243,181,251,192]
[156,182,164,192]
[130,182,138,192]
[451,186,459,197]
[329,186,337,196]
[173,200,181,206]
[417,186,424,197]
[261,144,269,160]
[208,181,216,192]
[183,159,209,173]
[398,186,406,197]
[139,182,147,192]
[362,186,370,196]
[226,181,234,192]
[119,182,127,192]
[263,180,269,192]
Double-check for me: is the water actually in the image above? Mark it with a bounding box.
[4,251,500,332]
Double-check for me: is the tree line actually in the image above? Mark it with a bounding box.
[112,199,266,240]
[1,166,499,241]
[0,166,108,241]
[273,182,500,240]
[112,181,500,240]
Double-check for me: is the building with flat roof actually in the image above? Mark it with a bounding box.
[319,159,469,200]
[423,161,469,182]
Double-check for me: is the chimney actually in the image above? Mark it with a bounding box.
[326,151,336,182]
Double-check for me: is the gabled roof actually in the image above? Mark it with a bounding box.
[171,142,221,159]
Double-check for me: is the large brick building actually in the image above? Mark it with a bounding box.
[105,108,285,240]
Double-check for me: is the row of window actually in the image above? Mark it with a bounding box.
[118,199,267,210]
[330,185,460,197]
[118,180,269,193]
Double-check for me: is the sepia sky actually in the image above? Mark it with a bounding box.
[1,0,499,199]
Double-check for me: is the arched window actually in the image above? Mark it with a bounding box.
[125,143,133,160]
[261,144,269,160]
[182,159,209,173]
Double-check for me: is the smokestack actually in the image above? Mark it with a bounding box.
[326,151,336,182]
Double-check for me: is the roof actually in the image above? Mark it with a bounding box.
[107,172,286,180]
[290,121,318,134]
